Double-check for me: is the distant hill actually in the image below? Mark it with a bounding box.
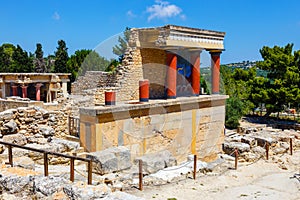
[224,60,258,69]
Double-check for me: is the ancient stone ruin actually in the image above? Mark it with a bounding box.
[3,25,298,199]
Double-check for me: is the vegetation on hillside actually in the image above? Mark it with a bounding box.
[223,43,300,128]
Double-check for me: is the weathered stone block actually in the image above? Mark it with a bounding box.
[88,146,131,175]
[241,136,256,147]
[34,176,69,196]
[3,133,27,146]
[134,150,177,174]
[223,142,250,156]
[63,182,111,199]
[3,119,18,134]
[0,175,33,194]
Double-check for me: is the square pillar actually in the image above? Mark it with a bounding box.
[61,81,68,97]
[166,52,177,99]
[190,51,201,96]
[210,51,222,94]
[1,83,5,98]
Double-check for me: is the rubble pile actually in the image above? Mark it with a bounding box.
[224,119,300,167]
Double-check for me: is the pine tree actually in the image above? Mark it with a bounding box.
[54,40,69,73]
[34,43,47,73]
[112,27,130,61]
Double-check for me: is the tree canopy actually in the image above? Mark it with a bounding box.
[54,40,69,73]
[112,27,130,61]
[222,43,300,128]
[0,44,33,73]
[34,43,47,73]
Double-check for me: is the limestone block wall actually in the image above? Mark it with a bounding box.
[0,106,70,138]
[79,95,227,163]
[0,99,44,112]
[141,48,167,99]
[71,47,144,104]
[71,71,116,95]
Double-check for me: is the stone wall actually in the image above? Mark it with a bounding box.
[79,95,227,163]
[0,106,70,138]
[71,45,144,104]
[141,48,167,99]
[0,98,44,112]
[71,71,118,95]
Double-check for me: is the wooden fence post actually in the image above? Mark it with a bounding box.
[8,145,13,167]
[290,138,293,155]
[235,148,238,170]
[193,154,197,179]
[44,152,48,176]
[265,142,269,160]
[70,157,75,182]
[88,160,92,185]
[139,160,143,191]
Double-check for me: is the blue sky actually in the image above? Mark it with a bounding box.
[1,0,300,65]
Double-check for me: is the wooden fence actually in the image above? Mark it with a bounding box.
[0,141,93,184]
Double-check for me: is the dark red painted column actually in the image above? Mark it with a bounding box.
[35,83,43,101]
[166,52,177,99]
[21,85,28,98]
[139,79,149,102]
[105,91,116,105]
[191,51,201,96]
[11,85,18,96]
[210,51,222,94]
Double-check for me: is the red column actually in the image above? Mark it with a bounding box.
[139,79,149,102]
[21,85,28,98]
[191,51,201,96]
[105,91,116,105]
[210,51,222,94]
[11,85,18,96]
[35,83,43,101]
[166,52,177,99]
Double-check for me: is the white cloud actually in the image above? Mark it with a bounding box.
[146,0,183,21]
[126,10,136,18]
[52,11,60,20]
[180,14,186,20]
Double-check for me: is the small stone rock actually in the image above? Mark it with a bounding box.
[3,120,18,134]
[273,147,287,155]
[251,146,266,157]
[38,125,55,137]
[278,163,288,170]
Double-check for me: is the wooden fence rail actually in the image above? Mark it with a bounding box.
[0,141,93,184]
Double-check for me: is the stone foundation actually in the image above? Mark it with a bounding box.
[79,95,227,163]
